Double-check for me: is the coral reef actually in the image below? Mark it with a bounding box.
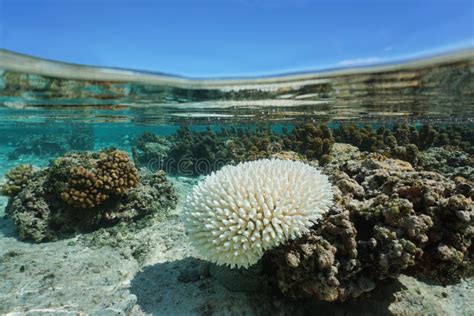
[182,159,333,268]
[132,124,334,175]
[333,123,473,160]
[132,126,285,176]
[265,144,473,301]
[282,123,334,161]
[331,123,474,179]
[164,126,230,175]
[3,149,176,242]
[7,127,95,160]
[60,150,140,208]
[333,124,387,152]
[131,132,172,166]
[134,122,474,178]
[7,134,69,160]
[416,147,473,179]
[0,164,36,198]
[222,126,284,162]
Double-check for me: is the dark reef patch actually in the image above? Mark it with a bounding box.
[131,122,473,178]
[6,125,95,160]
[132,125,290,176]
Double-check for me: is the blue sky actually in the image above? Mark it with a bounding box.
[0,0,473,77]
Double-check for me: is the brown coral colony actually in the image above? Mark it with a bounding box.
[61,150,139,208]
[0,164,35,198]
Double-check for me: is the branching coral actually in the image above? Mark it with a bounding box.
[60,150,139,208]
[96,150,140,195]
[0,164,36,198]
[182,159,333,268]
[283,123,334,160]
[4,149,176,242]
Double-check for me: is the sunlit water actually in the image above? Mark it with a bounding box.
[0,49,473,314]
[1,48,473,221]
[1,49,473,172]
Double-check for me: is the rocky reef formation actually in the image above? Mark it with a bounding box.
[1,149,177,242]
[264,144,473,301]
[131,132,172,167]
[132,123,473,178]
[6,126,95,160]
[129,122,472,301]
[132,124,330,175]
[333,123,473,167]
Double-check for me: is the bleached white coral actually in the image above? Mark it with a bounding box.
[182,159,333,269]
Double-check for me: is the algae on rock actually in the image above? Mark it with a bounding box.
[264,144,473,301]
[2,149,177,242]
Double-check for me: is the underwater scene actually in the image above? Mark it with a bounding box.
[0,49,473,315]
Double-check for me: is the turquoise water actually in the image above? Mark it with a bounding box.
[1,49,472,176]
[0,49,473,314]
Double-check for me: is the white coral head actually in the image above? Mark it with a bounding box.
[182,158,333,269]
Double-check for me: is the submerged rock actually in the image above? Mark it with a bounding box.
[333,123,473,156]
[417,147,474,179]
[2,149,177,242]
[265,145,473,301]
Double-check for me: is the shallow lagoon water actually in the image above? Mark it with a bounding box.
[0,49,473,315]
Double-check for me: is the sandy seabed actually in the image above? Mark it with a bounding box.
[0,175,473,316]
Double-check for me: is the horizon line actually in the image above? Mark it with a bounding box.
[1,47,473,89]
